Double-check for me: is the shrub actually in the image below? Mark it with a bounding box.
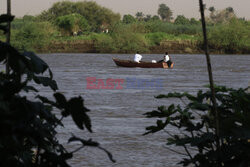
[12,21,55,51]
[145,32,169,45]
[93,33,116,53]
[112,32,149,53]
[145,32,198,46]
[144,86,250,166]
[206,18,250,53]
[144,20,201,35]
[111,25,149,53]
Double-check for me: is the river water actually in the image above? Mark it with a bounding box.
[19,54,250,166]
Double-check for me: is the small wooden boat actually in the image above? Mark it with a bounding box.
[112,58,174,69]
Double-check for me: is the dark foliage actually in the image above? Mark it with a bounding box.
[144,86,250,166]
[0,14,114,166]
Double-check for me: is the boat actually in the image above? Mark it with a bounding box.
[112,58,174,69]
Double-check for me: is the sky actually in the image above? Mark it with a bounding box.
[0,0,250,19]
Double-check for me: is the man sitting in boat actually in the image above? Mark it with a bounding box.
[158,52,173,67]
[134,52,142,63]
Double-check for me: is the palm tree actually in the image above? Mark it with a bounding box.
[209,6,215,13]
[135,12,144,21]
[226,7,234,13]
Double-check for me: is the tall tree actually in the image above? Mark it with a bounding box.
[208,6,216,22]
[135,12,144,21]
[209,6,215,13]
[122,14,136,24]
[226,7,234,13]
[209,7,236,24]
[144,15,152,22]
[157,4,172,22]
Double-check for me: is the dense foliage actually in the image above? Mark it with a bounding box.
[0,14,114,166]
[38,1,120,32]
[207,18,250,53]
[175,15,191,25]
[12,21,54,51]
[0,2,249,54]
[55,13,90,35]
[144,86,250,166]
[122,14,136,24]
[94,24,149,53]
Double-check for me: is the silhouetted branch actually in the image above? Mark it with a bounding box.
[198,0,220,149]
[68,135,116,163]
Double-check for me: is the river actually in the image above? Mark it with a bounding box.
[22,54,250,166]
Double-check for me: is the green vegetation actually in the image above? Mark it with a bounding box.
[11,21,54,51]
[0,1,249,54]
[207,18,250,53]
[122,14,136,24]
[174,15,191,25]
[146,32,197,46]
[55,13,90,35]
[38,1,120,32]
[94,24,148,53]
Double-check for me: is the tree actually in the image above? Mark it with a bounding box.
[23,15,36,22]
[144,15,152,22]
[38,1,120,32]
[122,14,136,24]
[226,7,234,13]
[135,12,144,21]
[55,13,90,35]
[157,4,172,22]
[208,6,215,13]
[190,18,200,25]
[208,6,216,23]
[208,7,236,24]
[174,15,190,25]
[151,15,160,21]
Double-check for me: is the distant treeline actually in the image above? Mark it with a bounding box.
[0,1,249,54]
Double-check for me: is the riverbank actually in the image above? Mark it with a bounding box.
[37,40,249,54]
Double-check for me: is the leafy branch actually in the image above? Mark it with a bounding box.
[0,13,115,166]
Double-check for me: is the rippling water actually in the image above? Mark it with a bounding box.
[5,53,250,166]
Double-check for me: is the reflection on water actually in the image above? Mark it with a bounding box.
[23,54,250,166]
